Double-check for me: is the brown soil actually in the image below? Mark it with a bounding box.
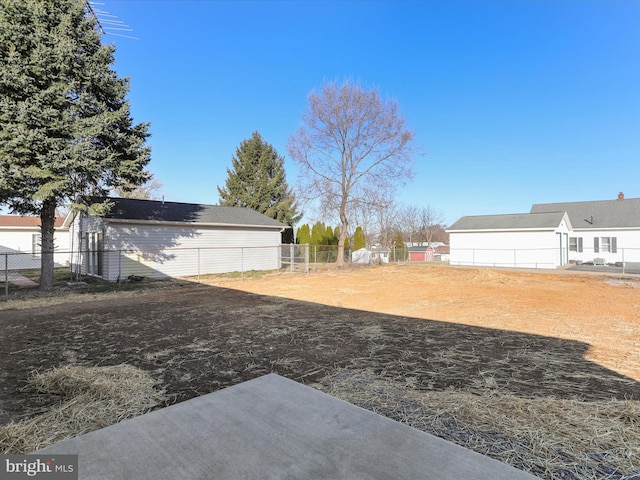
[1,263,639,476]
[212,264,640,383]
[2,263,639,419]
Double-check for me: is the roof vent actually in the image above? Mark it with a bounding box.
[618,192,625,201]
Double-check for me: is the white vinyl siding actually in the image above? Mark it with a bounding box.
[449,229,566,269]
[100,223,282,281]
[569,232,638,264]
[0,228,69,270]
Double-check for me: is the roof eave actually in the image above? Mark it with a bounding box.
[106,218,285,230]
[0,225,69,231]
[446,227,562,233]
[572,226,640,231]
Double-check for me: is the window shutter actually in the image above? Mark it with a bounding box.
[611,237,617,254]
[577,237,583,253]
[594,237,599,253]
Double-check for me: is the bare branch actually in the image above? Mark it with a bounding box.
[288,80,417,265]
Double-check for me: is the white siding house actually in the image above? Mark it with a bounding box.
[448,212,572,269]
[0,214,71,270]
[70,198,286,281]
[448,194,640,270]
[530,194,640,266]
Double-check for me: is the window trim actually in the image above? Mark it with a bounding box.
[569,237,583,253]
[32,234,41,257]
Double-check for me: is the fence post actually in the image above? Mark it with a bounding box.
[241,247,244,279]
[290,243,294,272]
[198,248,201,283]
[305,244,309,273]
[622,248,625,274]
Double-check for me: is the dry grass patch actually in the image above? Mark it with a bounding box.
[316,369,640,480]
[0,365,167,454]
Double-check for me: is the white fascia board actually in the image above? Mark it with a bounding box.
[0,226,69,231]
[106,218,284,230]
[61,211,77,228]
[446,227,558,234]
[572,227,640,232]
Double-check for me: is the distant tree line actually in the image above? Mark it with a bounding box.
[294,208,447,250]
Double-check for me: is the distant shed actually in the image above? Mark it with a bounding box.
[408,246,434,262]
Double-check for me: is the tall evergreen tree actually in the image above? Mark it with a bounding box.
[296,223,311,245]
[310,222,326,246]
[325,225,336,245]
[218,131,301,242]
[353,226,366,250]
[0,0,151,291]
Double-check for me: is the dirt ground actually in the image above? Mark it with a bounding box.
[213,263,640,383]
[1,263,639,477]
[2,263,639,418]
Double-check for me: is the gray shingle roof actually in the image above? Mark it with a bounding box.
[531,197,640,229]
[100,197,285,228]
[447,212,568,231]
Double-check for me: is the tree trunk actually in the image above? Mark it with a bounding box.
[336,208,349,266]
[336,228,347,266]
[39,199,57,291]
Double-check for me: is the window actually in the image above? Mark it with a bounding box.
[32,234,41,256]
[594,237,618,254]
[569,237,583,252]
[86,231,104,276]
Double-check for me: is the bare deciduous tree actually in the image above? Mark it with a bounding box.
[114,170,163,200]
[397,205,420,245]
[288,80,416,265]
[417,205,446,245]
[349,188,395,246]
[372,196,399,247]
[397,204,446,246]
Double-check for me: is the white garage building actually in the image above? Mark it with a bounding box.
[69,197,286,281]
[447,212,572,269]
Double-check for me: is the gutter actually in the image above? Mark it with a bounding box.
[445,227,561,234]
[106,218,285,230]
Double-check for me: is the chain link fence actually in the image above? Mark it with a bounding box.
[0,244,418,299]
[450,246,640,273]
[280,244,309,273]
[6,244,636,300]
[1,245,314,299]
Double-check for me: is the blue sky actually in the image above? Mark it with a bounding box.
[96,0,639,225]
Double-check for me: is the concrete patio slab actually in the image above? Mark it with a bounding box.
[37,374,540,479]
